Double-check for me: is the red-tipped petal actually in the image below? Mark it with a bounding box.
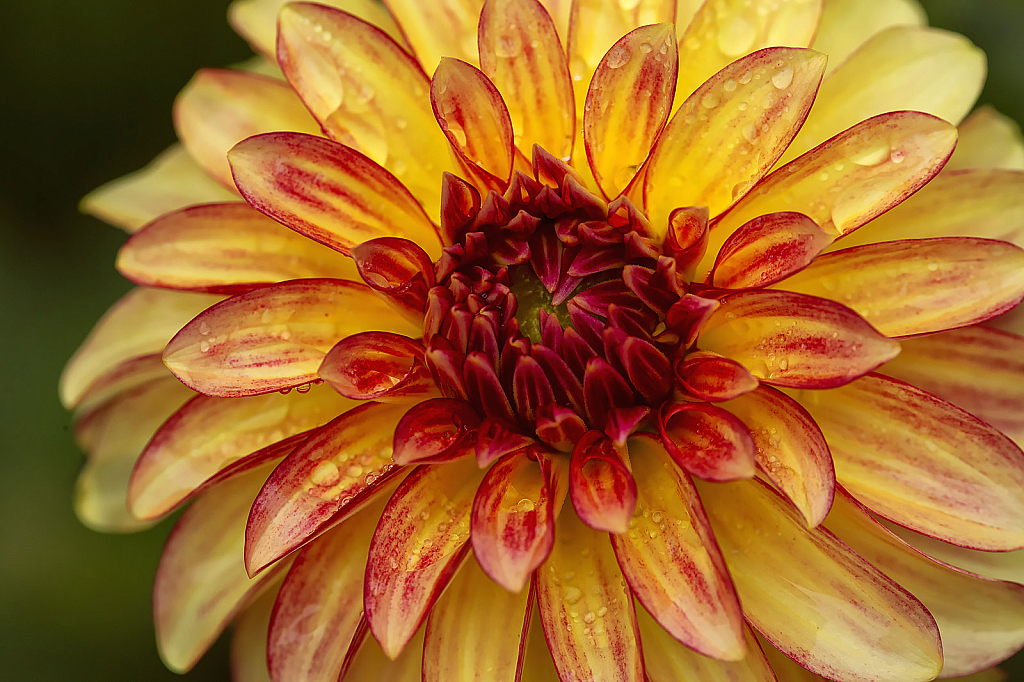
[319,332,436,402]
[351,236,436,320]
[476,418,535,466]
[711,211,831,289]
[392,398,481,466]
[582,356,634,430]
[535,404,588,453]
[569,430,637,534]
[659,402,757,482]
[675,350,759,402]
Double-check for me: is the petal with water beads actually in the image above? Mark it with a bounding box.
[711,211,831,289]
[129,383,355,520]
[384,0,483,72]
[320,332,435,402]
[698,477,942,682]
[229,133,441,258]
[721,386,834,528]
[117,203,359,293]
[163,279,418,397]
[569,430,638,534]
[797,374,1024,551]
[778,238,1024,337]
[584,24,677,199]
[472,449,567,592]
[432,57,515,185]
[61,288,221,409]
[536,510,644,682]
[277,3,453,218]
[173,69,321,188]
[364,457,482,659]
[267,502,381,682]
[825,492,1024,677]
[949,106,1024,171]
[479,0,576,160]
[244,401,409,576]
[644,48,826,237]
[675,351,759,402]
[697,290,900,389]
[423,557,534,682]
[392,398,481,466]
[658,402,756,482]
[352,236,435,321]
[154,464,291,673]
[612,434,745,660]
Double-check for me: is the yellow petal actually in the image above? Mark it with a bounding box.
[784,26,985,162]
[825,492,1024,677]
[80,145,237,232]
[230,590,276,682]
[72,354,170,416]
[797,374,1024,551]
[887,523,1024,586]
[638,608,775,682]
[173,69,321,188]
[540,0,571,42]
[778,237,1024,337]
[61,287,222,409]
[480,0,576,161]
[229,133,442,258]
[811,0,926,77]
[584,24,678,199]
[277,3,454,219]
[644,48,827,237]
[228,0,408,56]
[163,279,418,397]
[343,627,424,682]
[422,556,532,681]
[117,203,359,292]
[674,0,823,107]
[698,477,943,682]
[948,105,1024,171]
[383,0,483,72]
[536,510,644,682]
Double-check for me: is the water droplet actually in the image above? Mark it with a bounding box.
[310,460,340,486]
[583,611,596,624]
[701,91,720,109]
[563,585,582,605]
[890,149,906,164]
[771,66,794,90]
[849,142,891,167]
[516,498,535,512]
[723,79,737,92]
[199,340,210,353]
[605,44,631,69]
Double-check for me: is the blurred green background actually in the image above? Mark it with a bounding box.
[1,0,1022,680]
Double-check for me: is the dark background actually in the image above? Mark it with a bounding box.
[1,1,1022,680]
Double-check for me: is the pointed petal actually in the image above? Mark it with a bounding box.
[479,0,576,160]
[117,203,359,293]
[154,464,290,673]
[71,354,170,416]
[778,237,1024,337]
[536,511,644,682]
[797,374,1024,551]
[825,492,1024,677]
[612,434,745,660]
[673,0,823,107]
[81,145,237,232]
[881,326,1024,445]
[229,133,441,258]
[423,556,533,681]
[711,212,831,289]
[584,24,677,199]
[697,290,900,389]
[230,589,276,682]
[392,398,480,465]
[174,69,321,188]
[811,0,926,77]
[432,57,515,184]
[129,383,354,520]
[785,26,985,162]
[61,288,221,409]
[658,403,757,482]
[471,449,567,592]
[364,457,482,658]
[721,386,835,528]
[245,401,408,575]
[675,351,759,402]
[383,0,483,72]
[638,607,775,682]
[267,504,380,682]
[948,106,1024,171]
[570,430,638,534]
[277,3,453,218]
[163,279,418,397]
[699,477,943,682]
[645,48,826,237]
[320,332,436,402]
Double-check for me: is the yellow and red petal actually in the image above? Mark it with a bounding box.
[658,402,757,482]
[229,133,441,257]
[798,374,1024,551]
[385,0,483,71]
[696,289,900,389]
[162,279,417,397]
[711,211,832,289]
[351,237,436,321]
[244,401,409,575]
[612,434,745,660]
[422,556,533,682]
[888,524,1024,586]
[949,105,1024,171]
[536,510,644,682]
[117,203,359,293]
[811,0,926,77]
[320,332,436,402]
[364,457,483,658]
[674,351,759,402]
[778,237,1024,337]
[569,430,638,533]
[644,48,827,236]
[699,477,943,682]
[128,383,354,520]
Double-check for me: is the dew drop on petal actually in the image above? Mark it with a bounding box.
[516,498,535,512]
[605,44,631,69]
[771,66,794,90]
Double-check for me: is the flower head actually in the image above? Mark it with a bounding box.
[64,0,1024,680]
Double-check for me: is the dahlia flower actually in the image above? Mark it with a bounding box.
[63,0,1024,680]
